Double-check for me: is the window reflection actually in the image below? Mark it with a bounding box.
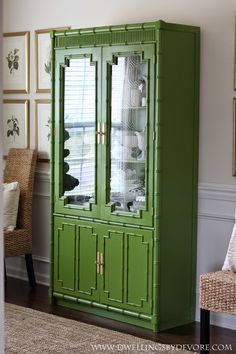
[109,56,147,214]
[63,58,96,207]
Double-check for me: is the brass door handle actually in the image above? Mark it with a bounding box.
[95,252,104,274]
[100,252,104,275]
[96,131,102,144]
[96,123,106,144]
[96,122,102,144]
[101,123,106,145]
[95,251,100,274]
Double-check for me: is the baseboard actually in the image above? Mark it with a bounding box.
[6,255,50,286]
[209,312,236,331]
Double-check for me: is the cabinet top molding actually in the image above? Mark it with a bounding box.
[51,20,200,37]
[51,20,200,49]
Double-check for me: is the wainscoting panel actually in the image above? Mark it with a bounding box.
[5,171,236,329]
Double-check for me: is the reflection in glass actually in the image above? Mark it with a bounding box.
[109,56,147,214]
[63,58,96,207]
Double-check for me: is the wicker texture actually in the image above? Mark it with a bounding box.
[4,149,37,257]
[200,270,236,315]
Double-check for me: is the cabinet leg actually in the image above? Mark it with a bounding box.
[200,308,210,354]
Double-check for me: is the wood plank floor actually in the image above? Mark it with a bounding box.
[5,277,236,353]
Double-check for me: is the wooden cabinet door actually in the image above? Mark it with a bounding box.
[53,48,102,220]
[101,44,156,227]
[100,224,153,315]
[53,218,77,294]
[53,218,153,314]
[53,217,100,302]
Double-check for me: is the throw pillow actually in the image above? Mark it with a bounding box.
[3,182,20,232]
[222,210,236,272]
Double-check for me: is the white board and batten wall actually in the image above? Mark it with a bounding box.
[3,0,236,330]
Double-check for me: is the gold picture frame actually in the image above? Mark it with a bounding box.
[3,99,29,156]
[35,99,51,162]
[35,27,70,93]
[3,31,30,93]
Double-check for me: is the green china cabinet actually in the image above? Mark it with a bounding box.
[50,20,200,332]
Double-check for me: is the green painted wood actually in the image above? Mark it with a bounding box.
[125,232,151,312]
[54,297,154,330]
[55,28,156,49]
[50,19,200,332]
[53,20,199,49]
[53,220,76,293]
[77,225,100,301]
[53,218,100,300]
[53,217,153,315]
[101,229,124,304]
[155,27,200,331]
[100,225,153,314]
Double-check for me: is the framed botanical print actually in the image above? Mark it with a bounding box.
[35,27,70,93]
[35,99,51,161]
[3,100,29,156]
[3,32,29,93]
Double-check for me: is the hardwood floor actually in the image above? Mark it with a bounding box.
[5,277,236,353]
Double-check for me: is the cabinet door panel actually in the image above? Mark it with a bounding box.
[125,232,151,311]
[53,218,100,301]
[100,225,153,314]
[101,229,124,304]
[77,225,99,301]
[54,220,76,293]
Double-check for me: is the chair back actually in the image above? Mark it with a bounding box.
[4,148,37,231]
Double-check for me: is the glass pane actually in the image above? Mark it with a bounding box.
[109,56,147,214]
[63,58,96,207]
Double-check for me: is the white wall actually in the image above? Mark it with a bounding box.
[3,0,236,185]
[3,0,236,330]
[0,0,5,351]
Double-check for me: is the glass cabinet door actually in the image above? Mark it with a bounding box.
[54,49,101,218]
[102,45,155,226]
[63,57,96,206]
[110,56,147,213]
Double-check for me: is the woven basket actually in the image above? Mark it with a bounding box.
[200,270,236,315]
